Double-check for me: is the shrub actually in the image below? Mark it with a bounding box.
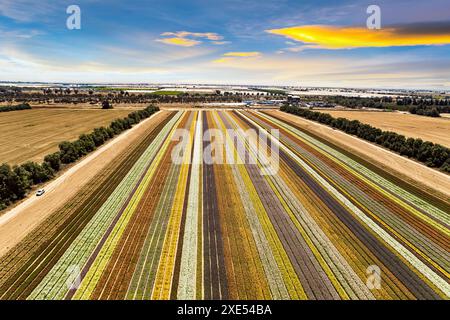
[102,100,113,109]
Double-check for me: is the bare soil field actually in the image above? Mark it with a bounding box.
[321,110,450,148]
[267,110,450,200]
[0,108,131,165]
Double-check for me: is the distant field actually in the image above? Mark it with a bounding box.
[0,108,131,165]
[151,90,184,95]
[322,110,450,147]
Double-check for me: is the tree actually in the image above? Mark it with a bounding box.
[44,152,62,171]
[11,165,31,199]
[78,134,96,153]
[59,141,80,163]
[20,161,53,184]
[102,100,113,109]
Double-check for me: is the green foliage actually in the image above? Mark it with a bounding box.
[281,105,450,173]
[323,96,450,118]
[44,152,62,171]
[0,103,32,113]
[409,106,440,117]
[102,100,113,109]
[20,161,54,184]
[0,161,52,209]
[59,141,80,164]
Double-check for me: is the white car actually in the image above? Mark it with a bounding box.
[36,189,45,196]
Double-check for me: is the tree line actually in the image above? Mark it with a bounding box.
[0,103,32,113]
[408,105,440,117]
[0,105,159,210]
[0,90,246,105]
[280,105,450,173]
[0,88,286,106]
[322,96,450,117]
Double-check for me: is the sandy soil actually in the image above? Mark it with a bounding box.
[0,111,170,257]
[0,108,131,165]
[268,110,450,199]
[321,110,450,148]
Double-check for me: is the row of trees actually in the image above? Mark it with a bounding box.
[0,105,160,210]
[0,103,31,112]
[409,106,440,117]
[0,90,246,105]
[323,96,450,117]
[397,97,450,107]
[0,88,284,105]
[281,105,450,173]
[323,96,389,109]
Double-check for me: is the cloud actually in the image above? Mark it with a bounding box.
[157,31,225,47]
[213,51,261,63]
[267,22,450,49]
[223,51,261,57]
[0,44,170,75]
[213,57,234,63]
[206,52,450,89]
[212,41,230,45]
[277,45,320,53]
[0,28,43,39]
[2,43,449,89]
[161,31,223,41]
[0,0,62,22]
[156,37,201,47]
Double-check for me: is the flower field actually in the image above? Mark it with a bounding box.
[0,110,448,300]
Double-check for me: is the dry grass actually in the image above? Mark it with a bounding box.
[0,108,131,165]
[321,110,450,148]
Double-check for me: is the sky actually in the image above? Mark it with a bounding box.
[0,0,450,89]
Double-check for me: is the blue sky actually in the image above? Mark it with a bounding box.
[0,0,450,89]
